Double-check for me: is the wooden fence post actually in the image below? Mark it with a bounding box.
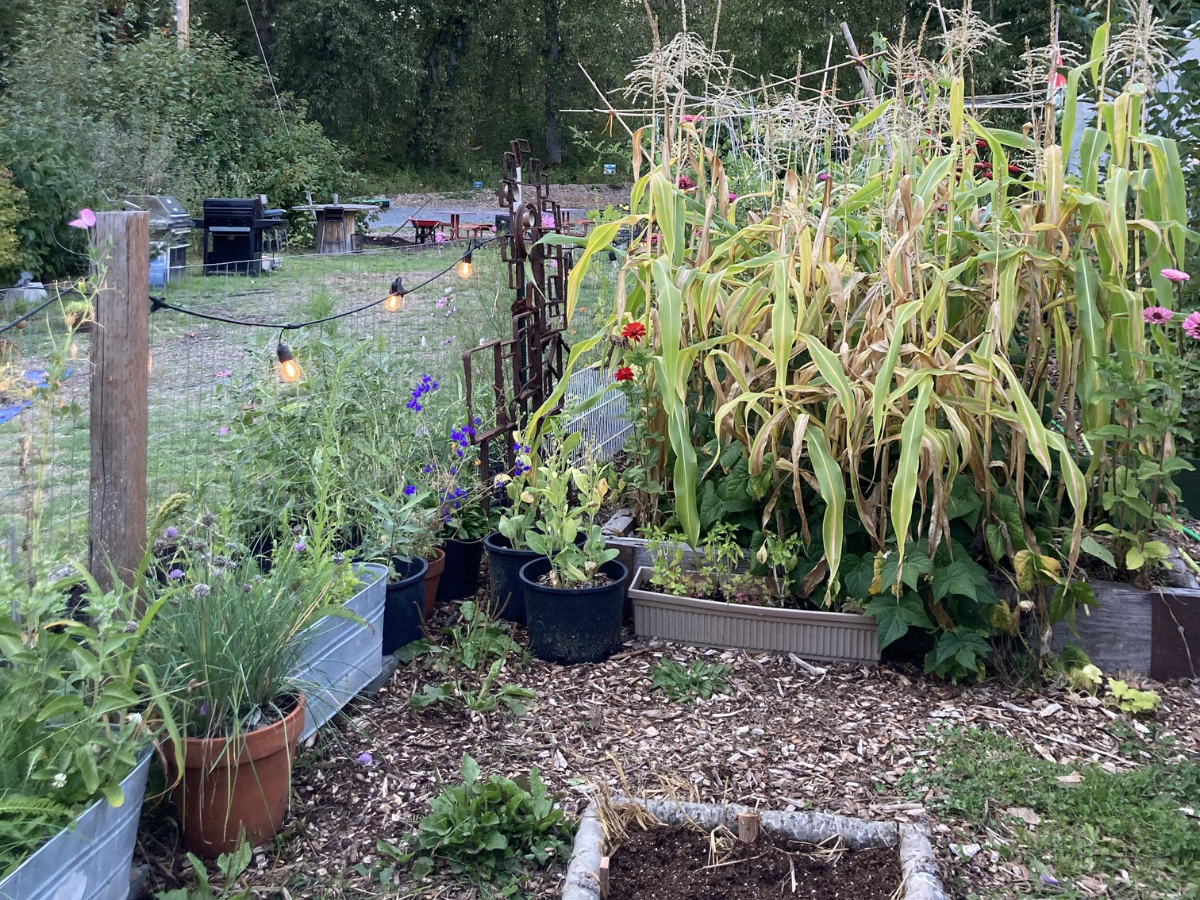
[89,211,149,591]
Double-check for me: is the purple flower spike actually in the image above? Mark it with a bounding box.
[357,752,373,765]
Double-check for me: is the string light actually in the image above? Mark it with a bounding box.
[276,339,302,383]
[457,242,474,279]
[384,276,405,312]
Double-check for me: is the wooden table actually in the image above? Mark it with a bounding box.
[292,203,379,253]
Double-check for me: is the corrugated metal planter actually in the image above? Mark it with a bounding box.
[563,798,945,900]
[629,566,879,664]
[293,563,387,740]
[0,750,151,900]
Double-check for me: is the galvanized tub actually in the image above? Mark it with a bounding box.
[293,563,386,740]
[628,566,879,664]
[0,750,151,900]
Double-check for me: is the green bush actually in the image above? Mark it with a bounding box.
[0,168,24,273]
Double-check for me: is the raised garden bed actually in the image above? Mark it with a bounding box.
[0,751,151,900]
[293,562,387,740]
[628,566,879,664]
[563,798,945,900]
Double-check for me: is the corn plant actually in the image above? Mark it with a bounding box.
[537,10,1194,661]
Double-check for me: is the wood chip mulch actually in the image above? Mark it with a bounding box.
[140,601,1200,900]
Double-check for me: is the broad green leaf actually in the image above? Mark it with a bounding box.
[890,379,933,584]
[806,425,845,606]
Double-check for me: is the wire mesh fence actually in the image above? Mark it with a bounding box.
[0,240,627,558]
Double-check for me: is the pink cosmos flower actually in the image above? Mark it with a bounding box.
[1184,311,1200,340]
[1143,306,1173,324]
[218,426,230,435]
[1162,268,1190,283]
[541,212,555,229]
[817,173,831,183]
[728,192,737,202]
[68,209,96,229]
[434,231,447,243]
[213,368,232,378]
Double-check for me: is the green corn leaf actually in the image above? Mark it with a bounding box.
[806,425,845,607]
[890,377,933,585]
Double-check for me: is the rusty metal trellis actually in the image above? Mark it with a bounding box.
[463,139,574,490]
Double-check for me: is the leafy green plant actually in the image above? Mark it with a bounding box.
[400,602,535,716]
[1106,679,1163,715]
[651,658,732,702]
[409,754,571,887]
[0,561,175,877]
[521,430,618,588]
[155,841,253,900]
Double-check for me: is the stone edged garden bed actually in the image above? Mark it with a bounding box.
[563,798,946,900]
[628,566,879,664]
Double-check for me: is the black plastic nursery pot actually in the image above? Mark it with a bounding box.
[382,555,429,654]
[435,538,485,601]
[519,557,628,665]
[483,532,543,623]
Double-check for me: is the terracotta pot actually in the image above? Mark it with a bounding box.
[423,547,446,617]
[169,693,306,858]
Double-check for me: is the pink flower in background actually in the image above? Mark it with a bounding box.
[681,114,704,124]
[68,209,96,229]
[213,368,232,378]
[1162,268,1191,283]
[1183,311,1200,339]
[728,192,737,202]
[541,212,555,228]
[490,225,497,233]
[218,426,230,435]
[817,172,831,183]
[678,174,696,190]
[434,230,447,243]
[1143,307,1173,324]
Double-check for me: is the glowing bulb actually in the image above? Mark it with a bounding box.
[457,260,472,278]
[384,291,403,312]
[276,342,302,383]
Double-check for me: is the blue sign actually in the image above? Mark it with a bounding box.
[603,164,616,175]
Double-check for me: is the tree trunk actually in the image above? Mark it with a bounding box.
[543,0,563,166]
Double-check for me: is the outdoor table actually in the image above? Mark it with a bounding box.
[292,203,378,253]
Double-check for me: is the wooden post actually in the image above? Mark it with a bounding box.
[176,0,190,49]
[89,211,149,591]
[738,811,761,844]
[598,856,610,897]
[840,22,893,159]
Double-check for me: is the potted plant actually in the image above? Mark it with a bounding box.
[0,562,171,900]
[626,525,879,664]
[430,420,493,602]
[363,487,441,653]
[517,432,627,664]
[143,540,352,857]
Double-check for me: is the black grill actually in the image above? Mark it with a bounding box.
[195,198,287,275]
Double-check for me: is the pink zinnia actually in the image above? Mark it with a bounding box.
[1143,306,1173,324]
[1184,311,1200,340]
[817,172,831,183]
[68,209,96,229]
[728,192,737,202]
[678,174,696,190]
[1162,268,1190,283]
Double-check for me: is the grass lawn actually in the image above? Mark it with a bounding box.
[904,723,1200,899]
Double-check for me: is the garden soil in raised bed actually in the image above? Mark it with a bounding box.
[608,824,900,900]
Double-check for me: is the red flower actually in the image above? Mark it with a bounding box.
[614,366,635,382]
[621,322,646,342]
[1007,164,1023,176]
[678,174,696,190]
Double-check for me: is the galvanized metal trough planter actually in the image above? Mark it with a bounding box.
[628,566,879,664]
[563,798,946,900]
[0,751,151,900]
[293,562,387,741]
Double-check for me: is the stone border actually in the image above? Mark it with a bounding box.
[562,798,946,900]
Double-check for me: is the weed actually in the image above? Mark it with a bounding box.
[650,657,732,702]
[156,841,253,900]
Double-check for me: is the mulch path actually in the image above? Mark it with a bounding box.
[140,599,1200,900]
[607,824,899,900]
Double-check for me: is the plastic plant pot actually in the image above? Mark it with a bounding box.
[382,555,429,654]
[435,538,485,601]
[519,557,628,665]
[483,532,543,623]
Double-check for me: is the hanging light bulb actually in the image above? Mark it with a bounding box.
[384,276,405,312]
[457,242,474,279]
[276,340,302,383]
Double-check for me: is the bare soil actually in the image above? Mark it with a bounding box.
[608,824,901,900]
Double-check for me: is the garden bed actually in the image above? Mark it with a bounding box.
[563,798,942,900]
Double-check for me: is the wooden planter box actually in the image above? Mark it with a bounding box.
[1059,581,1200,680]
[628,566,879,664]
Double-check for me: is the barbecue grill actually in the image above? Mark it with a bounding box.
[194,197,287,275]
